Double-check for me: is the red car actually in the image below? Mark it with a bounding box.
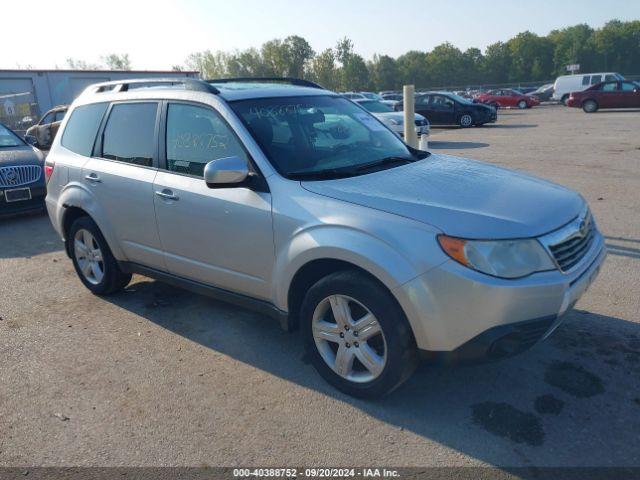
[475,89,540,109]
[567,80,640,113]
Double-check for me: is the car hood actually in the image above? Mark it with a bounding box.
[371,112,426,124]
[301,154,584,239]
[0,145,43,166]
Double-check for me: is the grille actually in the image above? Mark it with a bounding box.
[548,213,596,272]
[0,165,42,188]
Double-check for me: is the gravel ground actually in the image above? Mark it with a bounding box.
[1,105,639,468]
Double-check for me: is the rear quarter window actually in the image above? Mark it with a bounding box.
[61,103,108,156]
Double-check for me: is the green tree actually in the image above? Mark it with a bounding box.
[369,54,399,91]
[341,54,370,91]
[395,50,429,87]
[482,41,512,84]
[310,48,338,90]
[102,53,132,70]
[506,32,554,81]
[185,50,229,78]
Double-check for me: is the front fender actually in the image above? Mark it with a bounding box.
[56,182,126,260]
[273,224,435,311]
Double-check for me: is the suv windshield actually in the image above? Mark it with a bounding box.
[230,95,425,179]
[0,124,24,148]
[358,100,394,113]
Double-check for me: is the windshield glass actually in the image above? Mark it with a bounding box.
[446,93,473,105]
[362,92,382,100]
[0,124,24,148]
[230,95,420,179]
[358,100,394,113]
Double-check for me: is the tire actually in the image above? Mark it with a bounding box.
[561,94,570,106]
[301,270,419,398]
[67,216,131,295]
[582,99,599,113]
[517,100,527,109]
[458,113,474,128]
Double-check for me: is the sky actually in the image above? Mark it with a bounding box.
[3,0,640,71]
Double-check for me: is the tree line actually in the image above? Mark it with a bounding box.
[182,20,639,90]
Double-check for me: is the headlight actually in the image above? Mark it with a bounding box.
[437,235,556,279]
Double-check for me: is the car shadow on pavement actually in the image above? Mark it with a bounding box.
[106,279,640,472]
[0,211,63,258]
[429,141,490,150]
[484,124,538,129]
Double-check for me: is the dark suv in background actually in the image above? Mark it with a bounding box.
[0,122,46,216]
[395,92,497,127]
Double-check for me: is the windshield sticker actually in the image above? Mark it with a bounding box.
[353,113,387,132]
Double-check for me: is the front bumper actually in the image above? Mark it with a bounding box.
[394,232,606,359]
[0,184,46,217]
[566,98,579,108]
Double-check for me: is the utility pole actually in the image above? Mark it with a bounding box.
[403,85,418,148]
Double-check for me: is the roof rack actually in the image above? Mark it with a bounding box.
[207,77,324,89]
[89,78,220,94]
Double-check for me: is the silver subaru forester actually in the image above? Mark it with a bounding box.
[45,77,606,398]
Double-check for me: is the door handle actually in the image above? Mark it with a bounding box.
[84,173,101,183]
[155,189,179,201]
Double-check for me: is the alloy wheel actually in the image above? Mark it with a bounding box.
[73,229,104,285]
[312,294,387,383]
[460,114,473,127]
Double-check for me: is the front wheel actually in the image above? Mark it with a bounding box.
[67,216,131,295]
[301,270,419,398]
[582,99,599,113]
[459,113,474,128]
[517,100,527,109]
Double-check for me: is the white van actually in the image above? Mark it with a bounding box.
[553,72,625,104]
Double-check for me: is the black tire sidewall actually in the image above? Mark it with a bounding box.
[583,100,598,113]
[301,270,417,398]
[459,113,473,128]
[67,216,129,295]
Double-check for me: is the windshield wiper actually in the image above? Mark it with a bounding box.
[355,156,415,172]
[287,168,359,180]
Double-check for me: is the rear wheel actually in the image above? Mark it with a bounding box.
[517,100,527,109]
[582,99,599,113]
[301,270,419,398]
[459,113,474,128]
[67,216,131,295]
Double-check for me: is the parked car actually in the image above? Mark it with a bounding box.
[528,83,554,102]
[0,122,46,216]
[475,89,540,109]
[359,92,384,100]
[25,105,68,149]
[45,77,605,398]
[354,99,429,138]
[381,93,402,102]
[341,92,368,100]
[396,92,497,127]
[552,72,624,105]
[566,80,640,112]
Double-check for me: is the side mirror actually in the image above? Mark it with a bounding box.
[24,134,38,147]
[204,156,250,188]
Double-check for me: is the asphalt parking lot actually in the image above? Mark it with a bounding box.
[1,105,639,469]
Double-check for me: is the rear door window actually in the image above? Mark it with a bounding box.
[582,76,591,86]
[101,102,159,167]
[61,103,108,156]
[602,82,619,92]
[590,75,602,85]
